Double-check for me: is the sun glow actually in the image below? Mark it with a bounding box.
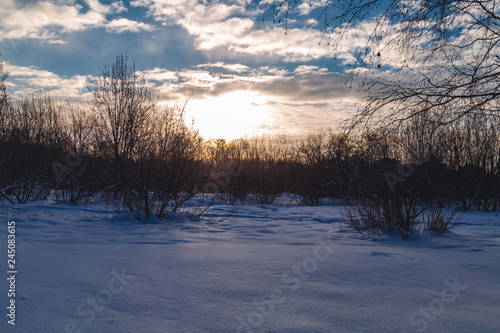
[188,91,275,141]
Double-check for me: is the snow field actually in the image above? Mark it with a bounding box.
[0,200,499,332]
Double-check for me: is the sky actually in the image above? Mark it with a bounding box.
[0,0,368,140]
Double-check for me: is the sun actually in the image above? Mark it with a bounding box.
[187,90,275,141]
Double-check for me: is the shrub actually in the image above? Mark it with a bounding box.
[1,93,68,203]
[342,196,425,239]
[423,206,462,236]
[342,196,464,238]
[244,136,290,204]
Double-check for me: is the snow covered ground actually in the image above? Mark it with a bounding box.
[0,198,499,332]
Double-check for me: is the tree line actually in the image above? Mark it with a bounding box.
[0,54,498,236]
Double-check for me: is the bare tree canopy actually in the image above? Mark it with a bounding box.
[88,53,158,163]
[267,1,500,128]
[0,56,9,141]
[0,55,8,111]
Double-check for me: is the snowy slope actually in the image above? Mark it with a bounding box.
[0,199,499,332]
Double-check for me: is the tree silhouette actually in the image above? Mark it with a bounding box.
[89,53,157,189]
[267,1,500,128]
[0,55,8,131]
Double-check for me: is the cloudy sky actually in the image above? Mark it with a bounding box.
[0,0,369,140]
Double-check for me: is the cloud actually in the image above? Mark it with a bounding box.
[0,1,104,41]
[5,60,358,138]
[106,18,155,33]
[267,99,358,138]
[132,0,334,62]
[5,62,91,99]
[296,1,324,16]
[84,0,127,15]
[141,67,178,82]
[0,0,154,43]
[253,73,356,102]
[196,24,332,62]
[195,62,251,73]
[294,65,327,75]
[150,64,359,138]
[140,62,356,105]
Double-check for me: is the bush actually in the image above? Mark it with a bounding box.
[1,93,68,203]
[423,206,462,236]
[342,196,463,238]
[243,136,290,204]
[342,196,425,239]
[106,103,206,220]
[291,132,330,206]
[203,139,248,205]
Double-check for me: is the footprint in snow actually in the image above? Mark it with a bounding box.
[370,252,396,257]
[461,264,488,269]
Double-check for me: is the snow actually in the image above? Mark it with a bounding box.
[0,199,499,332]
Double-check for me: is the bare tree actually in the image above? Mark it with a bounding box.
[0,55,9,142]
[267,1,500,128]
[244,136,290,204]
[89,53,157,190]
[0,56,13,202]
[3,93,68,203]
[150,103,206,219]
[53,106,103,205]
